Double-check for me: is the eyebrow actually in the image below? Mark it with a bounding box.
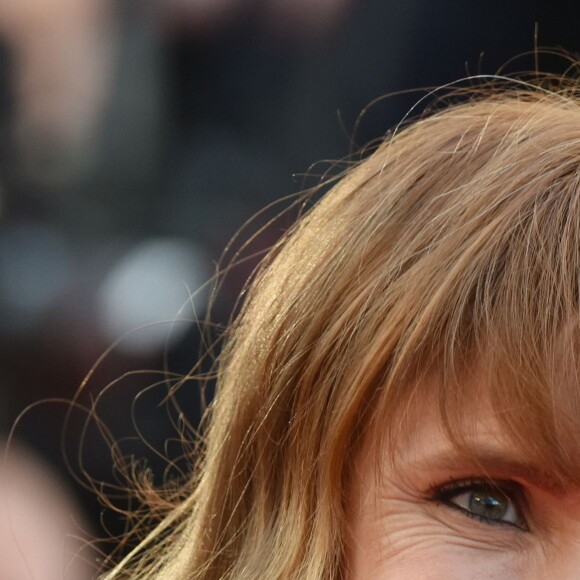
[412,447,570,495]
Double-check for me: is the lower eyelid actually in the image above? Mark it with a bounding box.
[443,497,520,528]
[428,498,528,539]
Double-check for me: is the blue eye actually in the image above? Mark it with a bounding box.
[432,479,528,530]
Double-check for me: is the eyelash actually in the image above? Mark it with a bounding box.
[429,477,529,531]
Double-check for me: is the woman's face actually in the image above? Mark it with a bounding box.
[347,375,580,579]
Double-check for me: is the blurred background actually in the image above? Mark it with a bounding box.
[0,0,578,576]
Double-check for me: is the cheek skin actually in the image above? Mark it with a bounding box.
[347,490,524,580]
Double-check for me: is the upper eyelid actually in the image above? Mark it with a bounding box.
[429,477,523,498]
[412,448,563,495]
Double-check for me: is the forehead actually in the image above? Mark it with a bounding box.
[368,366,580,491]
[387,370,499,453]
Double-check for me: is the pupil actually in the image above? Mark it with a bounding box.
[469,489,508,520]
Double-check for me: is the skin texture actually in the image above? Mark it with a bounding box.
[347,375,580,579]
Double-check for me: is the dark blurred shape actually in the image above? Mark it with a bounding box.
[0,220,72,338]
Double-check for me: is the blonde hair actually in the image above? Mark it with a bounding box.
[104,76,580,578]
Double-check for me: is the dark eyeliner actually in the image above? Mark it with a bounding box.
[429,478,529,531]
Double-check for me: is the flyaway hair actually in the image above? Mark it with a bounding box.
[104,75,580,579]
